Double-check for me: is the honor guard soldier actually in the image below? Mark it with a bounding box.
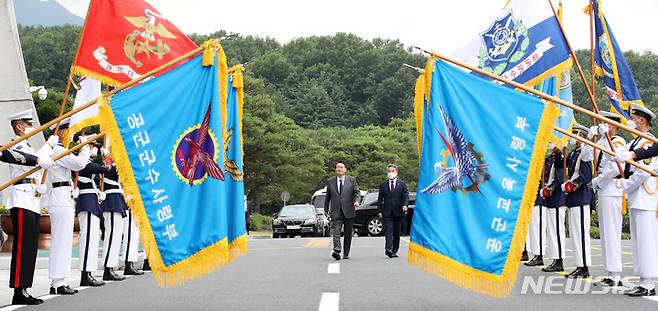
[75,149,110,287]
[42,119,91,295]
[561,124,593,279]
[585,112,626,287]
[100,152,127,281]
[540,146,566,272]
[6,109,53,305]
[0,148,46,166]
[122,193,144,276]
[620,104,658,297]
[524,146,551,267]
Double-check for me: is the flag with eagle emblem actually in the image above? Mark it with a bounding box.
[409,58,559,297]
[98,44,241,287]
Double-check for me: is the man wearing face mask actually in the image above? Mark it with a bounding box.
[618,104,658,297]
[5,109,53,305]
[561,124,594,279]
[377,164,409,258]
[582,112,627,287]
[540,145,566,273]
[324,161,361,260]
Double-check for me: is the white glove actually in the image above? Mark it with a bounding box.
[72,188,79,199]
[598,123,609,135]
[37,156,55,169]
[100,147,110,156]
[36,184,47,195]
[98,192,106,202]
[78,135,90,144]
[626,120,637,130]
[560,182,567,193]
[47,135,59,147]
[80,144,90,155]
[614,151,634,163]
[588,126,598,139]
[591,176,600,190]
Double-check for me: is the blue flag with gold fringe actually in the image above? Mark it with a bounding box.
[592,0,643,120]
[409,58,559,297]
[99,43,245,287]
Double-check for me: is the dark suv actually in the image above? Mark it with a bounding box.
[272,204,324,238]
[354,191,416,236]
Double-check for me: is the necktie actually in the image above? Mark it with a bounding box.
[390,180,395,192]
[339,178,343,194]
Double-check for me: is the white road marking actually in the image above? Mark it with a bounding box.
[318,292,339,311]
[328,263,340,274]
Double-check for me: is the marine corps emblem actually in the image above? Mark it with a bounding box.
[123,9,177,68]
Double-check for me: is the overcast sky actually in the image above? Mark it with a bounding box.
[55,0,658,53]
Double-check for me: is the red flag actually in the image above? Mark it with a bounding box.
[72,0,198,86]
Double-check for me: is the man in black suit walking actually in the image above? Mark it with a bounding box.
[377,164,409,258]
[324,161,361,260]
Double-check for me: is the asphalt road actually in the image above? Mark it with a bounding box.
[2,236,658,311]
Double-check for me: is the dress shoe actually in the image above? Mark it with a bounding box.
[593,278,622,287]
[124,262,145,276]
[343,255,350,259]
[541,259,564,272]
[50,285,78,295]
[12,288,43,305]
[80,271,105,287]
[142,259,152,271]
[331,252,341,260]
[520,250,529,261]
[385,250,393,258]
[391,253,399,258]
[524,255,544,266]
[625,286,656,297]
[103,267,126,281]
[565,266,589,279]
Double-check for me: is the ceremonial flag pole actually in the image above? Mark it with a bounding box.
[588,0,600,173]
[0,132,105,192]
[555,127,657,177]
[416,48,658,146]
[546,0,623,176]
[0,42,209,153]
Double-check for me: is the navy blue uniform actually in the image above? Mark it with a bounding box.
[543,151,566,209]
[0,148,38,166]
[101,166,127,217]
[564,148,594,208]
[75,162,109,218]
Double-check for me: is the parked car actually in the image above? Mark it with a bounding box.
[354,190,416,236]
[272,204,324,238]
[315,207,330,237]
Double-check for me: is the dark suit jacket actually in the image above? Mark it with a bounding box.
[324,175,360,219]
[377,179,409,218]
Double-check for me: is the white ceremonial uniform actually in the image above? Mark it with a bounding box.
[122,209,140,263]
[621,134,658,291]
[527,204,546,257]
[585,136,627,279]
[7,138,45,214]
[42,143,90,287]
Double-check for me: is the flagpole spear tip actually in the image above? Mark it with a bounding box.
[402,63,423,73]
[220,33,239,42]
[411,46,432,55]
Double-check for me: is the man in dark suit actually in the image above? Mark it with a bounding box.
[324,161,360,260]
[377,164,409,258]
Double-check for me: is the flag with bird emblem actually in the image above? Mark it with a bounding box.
[409,58,559,297]
[72,0,197,86]
[98,42,239,287]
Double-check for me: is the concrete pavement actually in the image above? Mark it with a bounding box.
[0,236,656,310]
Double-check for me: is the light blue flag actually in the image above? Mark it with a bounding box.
[224,68,247,253]
[100,51,239,287]
[593,0,643,119]
[409,59,558,297]
[536,71,574,147]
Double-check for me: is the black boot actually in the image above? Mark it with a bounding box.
[80,271,105,287]
[12,288,44,305]
[541,259,564,272]
[625,286,656,297]
[50,285,78,295]
[520,250,529,261]
[103,267,126,281]
[124,262,145,276]
[524,255,544,266]
[594,278,622,287]
[565,266,590,278]
[142,258,151,271]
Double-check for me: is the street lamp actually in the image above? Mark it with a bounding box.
[29,86,48,100]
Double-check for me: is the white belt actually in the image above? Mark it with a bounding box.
[104,179,121,186]
[79,189,99,195]
[104,189,124,195]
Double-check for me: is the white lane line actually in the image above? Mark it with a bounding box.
[644,296,658,302]
[327,263,340,274]
[318,292,339,311]
[0,305,25,311]
[39,295,58,301]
